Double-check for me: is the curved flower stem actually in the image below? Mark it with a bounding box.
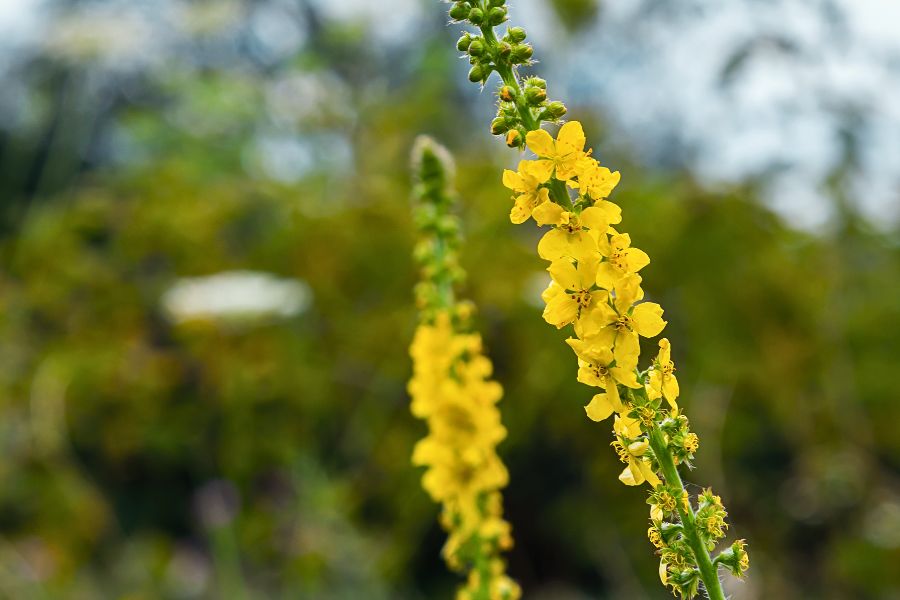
[648,427,726,600]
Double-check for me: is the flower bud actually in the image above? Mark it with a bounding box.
[538,101,567,121]
[505,129,523,148]
[488,6,508,26]
[506,26,526,43]
[500,104,518,118]
[448,2,470,21]
[498,41,512,59]
[467,39,485,57]
[468,64,486,83]
[510,44,533,64]
[490,117,510,135]
[525,76,546,89]
[524,86,547,105]
[456,33,473,52]
[467,7,485,25]
[498,85,516,103]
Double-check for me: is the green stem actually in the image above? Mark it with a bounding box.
[478,24,538,132]
[648,427,726,600]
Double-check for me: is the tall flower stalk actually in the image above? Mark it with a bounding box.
[408,136,521,600]
[441,2,750,597]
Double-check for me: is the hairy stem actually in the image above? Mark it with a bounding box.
[648,427,726,600]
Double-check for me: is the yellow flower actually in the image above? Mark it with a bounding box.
[572,157,622,202]
[612,415,661,487]
[501,161,552,224]
[596,232,650,290]
[647,338,679,409]
[565,337,640,421]
[541,257,605,328]
[577,276,666,370]
[524,121,587,182]
[536,206,610,262]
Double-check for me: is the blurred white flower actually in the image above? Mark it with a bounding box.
[161,270,311,323]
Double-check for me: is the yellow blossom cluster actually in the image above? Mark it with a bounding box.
[409,315,520,600]
[502,122,678,484]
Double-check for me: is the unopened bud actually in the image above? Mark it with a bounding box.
[491,117,510,135]
[500,104,518,118]
[506,26,526,43]
[498,41,512,59]
[467,7,485,25]
[468,64,487,83]
[456,33,473,52]
[525,76,546,89]
[498,85,516,102]
[488,6,508,26]
[524,86,547,105]
[467,39,485,57]
[538,101,567,121]
[505,129,523,148]
[449,2,470,21]
[510,44,533,64]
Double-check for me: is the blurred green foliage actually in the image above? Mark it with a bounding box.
[0,1,899,599]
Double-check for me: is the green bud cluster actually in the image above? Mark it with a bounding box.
[447,1,568,145]
[410,136,470,324]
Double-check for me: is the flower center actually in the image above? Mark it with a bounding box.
[568,288,592,309]
[615,315,632,331]
[609,250,628,271]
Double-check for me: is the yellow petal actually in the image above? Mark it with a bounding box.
[548,259,579,290]
[619,462,644,486]
[525,128,555,158]
[663,374,680,403]
[509,194,533,224]
[638,460,661,487]
[585,393,615,422]
[614,331,640,370]
[502,169,524,192]
[557,121,586,153]
[542,293,578,328]
[625,247,651,272]
[628,440,650,456]
[650,504,664,522]
[578,206,610,232]
[658,338,671,364]
[610,232,632,251]
[566,337,614,364]
[569,231,599,263]
[576,255,600,289]
[632,302,666,337]
[532,202,567,226]
[611,366,641,389]
[522,159,554,183]
[595,261,623,290]
[593,199,622,224]
[537,228,569,261]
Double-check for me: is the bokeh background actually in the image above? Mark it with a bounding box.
[1,0,899,598]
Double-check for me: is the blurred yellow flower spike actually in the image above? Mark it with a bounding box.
[408,136,520,600]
